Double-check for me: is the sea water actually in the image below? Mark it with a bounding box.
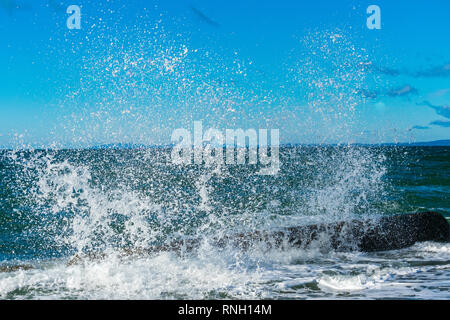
[0,146,448,299]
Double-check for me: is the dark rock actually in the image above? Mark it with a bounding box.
[67,212,449,265]
[0,264,34,273]
[146,211,450,253]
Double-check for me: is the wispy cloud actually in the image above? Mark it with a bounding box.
[1,0,19,15]
[415,63,450,77]
[429,120,450,127]
[355,89,378,99]
[418,101,450,128]
[189,5,220,28]
[0,0,31,15]
[374,63,450,78]
[411,125,430,130]
[429,88,450,98]
[356,84,418,100]
[386,85,418,97]
[47,0,66,13]
[372,66,402,76]
[418,101,450,119]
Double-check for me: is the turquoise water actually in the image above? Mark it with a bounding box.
[0,146,448,299]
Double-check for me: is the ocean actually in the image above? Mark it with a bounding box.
[0,146,449,299]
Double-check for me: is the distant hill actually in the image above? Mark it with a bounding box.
[90,143,146,149]
[90,143,173,150]
[4,140,447,151]
[89,140,450,149]
[380,140,450,147]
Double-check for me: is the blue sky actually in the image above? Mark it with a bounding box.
[0,0,449,148]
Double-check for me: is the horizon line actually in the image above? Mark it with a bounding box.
[0,139,449,150]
